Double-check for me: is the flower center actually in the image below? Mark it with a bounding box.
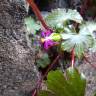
[41,36,51,43]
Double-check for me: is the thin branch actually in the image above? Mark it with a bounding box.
[32,89,37,96]
[38,55,60,88]
[32,54,60,96]
[71,48,75,68]
[43,54,60,79]
[27,0,49,30]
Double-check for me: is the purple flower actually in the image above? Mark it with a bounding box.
[41,30,52,37]
[43,39,58,50]
[41,30,58,50]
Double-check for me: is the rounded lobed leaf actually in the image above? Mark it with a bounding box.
[45,8,83,28]
[61,33,94,58]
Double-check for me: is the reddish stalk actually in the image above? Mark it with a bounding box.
[32,55,60,96]
[27,0,49,30]
[43,54,60,79]
[71,48,75,68]
[38,54,60,87]
[32,89,37,96]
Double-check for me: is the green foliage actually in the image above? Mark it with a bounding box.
[61,32,94,58]
[39,91,54,96]
[24,16,41,34]
[89,39,96,52]
[39,67,86,96]
[45,8,83,28]
[24,10,96,59]
[36,53,50,68]
[79,22,96,38]
[60,22,96,58]
[44,9,96,58]
[94,92,96,96]
[93,90,96,96]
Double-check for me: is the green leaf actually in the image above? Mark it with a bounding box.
[60,22,96,58]
[94,92,96,96]
[61,32,94,58]
[24,17,41,34]
[79,22,96,38]
[39,90,55,96]
[89,39,96,52]
[61,33,74,39]
[45,8,83,28]
[66,67,86,96]
[64,27,72,33]
[39,67,86,96]
[36,53,50,68]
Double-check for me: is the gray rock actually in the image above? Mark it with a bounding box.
[49,0,69,9]
[0,0,38,96]
[78,52,96,96]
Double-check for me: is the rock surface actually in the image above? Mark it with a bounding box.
[78,52,96,96]
[0,0,38,96]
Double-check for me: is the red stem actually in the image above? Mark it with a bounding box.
[43,55,60,79]
[32,55,60,96]
[39,54,60,87]
[32,89,37,96]
[27,0,49,30]
[71,48,75,68]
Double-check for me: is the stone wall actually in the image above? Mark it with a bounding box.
[0,0,38,96]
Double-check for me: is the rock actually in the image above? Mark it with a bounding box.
[0,0,38,96]
[48,0,69,9]
[78,52,96,96]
